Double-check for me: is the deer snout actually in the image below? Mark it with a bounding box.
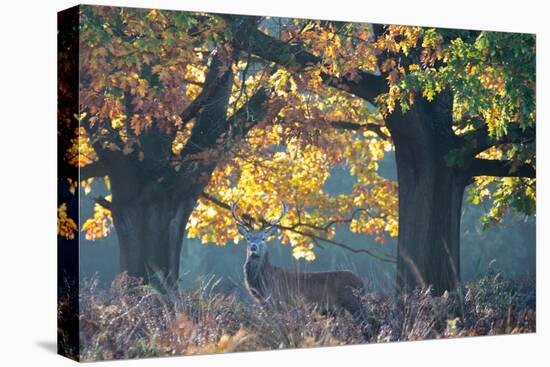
[249,244,258,253]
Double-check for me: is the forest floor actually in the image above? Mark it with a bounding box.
[65,271,535,361]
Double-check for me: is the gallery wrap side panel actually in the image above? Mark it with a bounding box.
[57,5,81,361]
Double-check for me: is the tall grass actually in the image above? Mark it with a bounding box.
[75,271,535,361]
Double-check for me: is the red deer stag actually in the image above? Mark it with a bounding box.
[232,199,366,321]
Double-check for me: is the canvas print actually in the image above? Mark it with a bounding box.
[57,4,536,362]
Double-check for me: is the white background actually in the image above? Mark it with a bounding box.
[0,0,548,365]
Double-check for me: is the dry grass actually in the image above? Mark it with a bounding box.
[74,271,535,361]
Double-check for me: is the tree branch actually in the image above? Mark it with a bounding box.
[200,192,396,263]
[80,161,108,180]
[94,196,112,210]
[229,18,386,103]
[227,88,272,136]
[178,18,270,157]
[469,159,536,178]
[181,47,236,157]
[286,207,379,233]
[179,64,223,125]
[461,124,536,156]
[329,121,390,139]
[279,226,396,263]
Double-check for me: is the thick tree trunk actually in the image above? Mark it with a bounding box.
[395,150,467,295]
[85,44,247,289]
[110,193,196,286]
[389,97,468,295]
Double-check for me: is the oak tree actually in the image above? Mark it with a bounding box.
[58,6,535,293]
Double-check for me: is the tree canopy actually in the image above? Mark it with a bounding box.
[58,6,535,265]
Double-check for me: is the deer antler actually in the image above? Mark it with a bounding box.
[232,197,287,231]
[262,201,287,230]
[231,197,253,229]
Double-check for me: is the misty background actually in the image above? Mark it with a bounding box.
[79,152,536,294]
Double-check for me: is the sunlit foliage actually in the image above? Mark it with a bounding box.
[65,7,535,260]
[372,26,536,226]
[82,196,113,240]
[58,203,78,240]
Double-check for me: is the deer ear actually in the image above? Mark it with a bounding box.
[237,224,248,236]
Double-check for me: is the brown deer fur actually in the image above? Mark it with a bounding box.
[244,251,365,317]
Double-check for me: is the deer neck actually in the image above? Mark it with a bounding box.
[244,251,271,286]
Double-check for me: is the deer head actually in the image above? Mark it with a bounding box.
[231,198,287,263]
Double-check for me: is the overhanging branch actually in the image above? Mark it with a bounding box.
[279,225,396,263]
[285,207,380,233]
[461,124,536,156]
[200,192,396,263]
[469,159,536,178]
[94,196,112,210]
[329,121,390,139]
[229,17,386,103]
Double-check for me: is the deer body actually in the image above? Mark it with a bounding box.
[244,252,364,316]
[232,200,365,318]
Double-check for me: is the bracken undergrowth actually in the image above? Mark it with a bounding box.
[72,271,535,361]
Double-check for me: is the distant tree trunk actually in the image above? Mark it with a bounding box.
[388,94,469,295]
